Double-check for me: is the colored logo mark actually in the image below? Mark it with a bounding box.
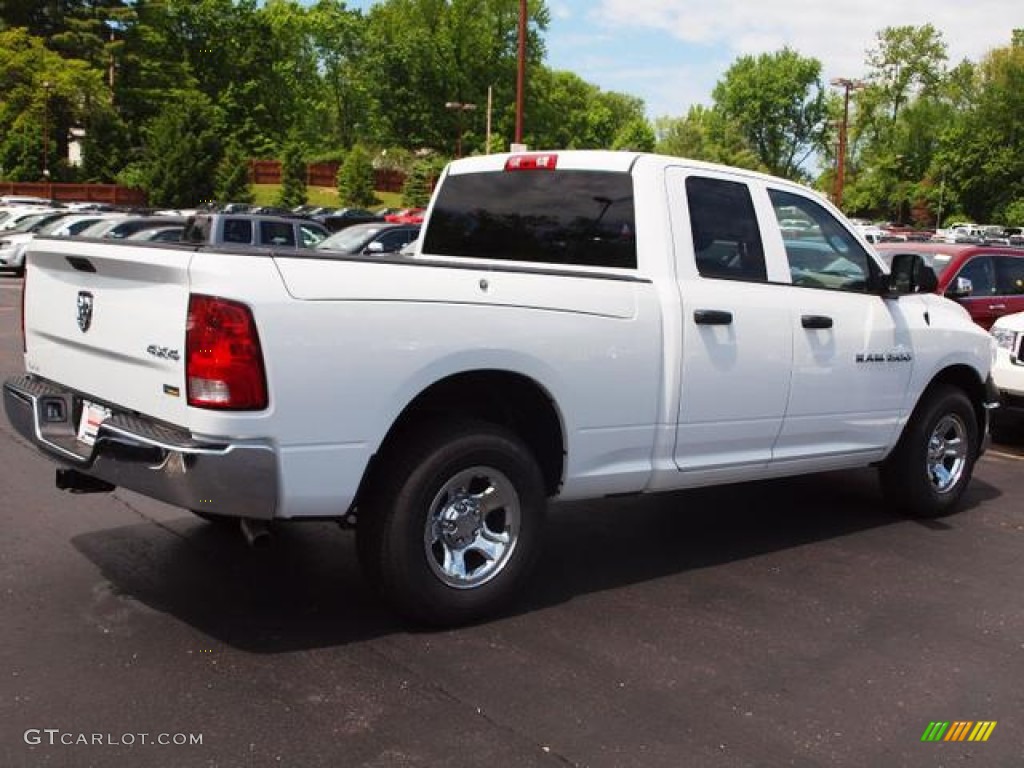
[921,721,997,742]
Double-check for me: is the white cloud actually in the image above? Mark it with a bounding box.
[550,2,573,21]
[594,0,1019,83]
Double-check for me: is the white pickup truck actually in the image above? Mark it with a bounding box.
[4,151,999,625]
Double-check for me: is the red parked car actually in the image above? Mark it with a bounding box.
[384,207,425,224]
[876,243,1024,329]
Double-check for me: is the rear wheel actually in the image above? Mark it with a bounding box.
[357,420,546,626]
[880,385,978,518]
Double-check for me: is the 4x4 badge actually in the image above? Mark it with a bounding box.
[77,291,93,333]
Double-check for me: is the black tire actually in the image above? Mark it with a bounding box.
[880,385,979,518]
[357,420,546,626]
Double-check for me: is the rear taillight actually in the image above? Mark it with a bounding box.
[186,294,267,410]
[504,153,558,171]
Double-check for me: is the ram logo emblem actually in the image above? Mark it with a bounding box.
[76,291,94,333]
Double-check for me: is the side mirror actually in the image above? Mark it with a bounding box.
[946,276,974,299]
[364,241,386,254]
[886,252,938,296]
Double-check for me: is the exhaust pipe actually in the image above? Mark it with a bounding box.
[56,468,115,494]
[239,517,271,549]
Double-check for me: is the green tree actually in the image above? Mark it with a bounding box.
[526,69,648,149]
[80,105,130,183]
[401,156,445,207]
[936,31,1024,222]
[136,90,222,207]
[357,0,549,151]
[612,118,656,152]
[839,25,954,220]
[277,139,308,209]
[712,48,829,179]
[1005,198,1024,226]
[865,24,948,122]
[305,0,366,150]
[215,141,255,204]
[0,28,107,181]
[336,144,377,207]
[655,106,764,170]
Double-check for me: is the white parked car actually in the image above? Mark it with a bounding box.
[0,210,70,276]
[990,311,1024,430]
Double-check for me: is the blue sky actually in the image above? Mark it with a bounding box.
[341,1,1020,119]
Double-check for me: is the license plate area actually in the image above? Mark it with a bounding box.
[77,400,112,446]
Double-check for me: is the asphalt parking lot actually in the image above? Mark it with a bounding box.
[1,273,1023,767]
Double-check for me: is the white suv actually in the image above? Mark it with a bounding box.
[990,311,1024,431]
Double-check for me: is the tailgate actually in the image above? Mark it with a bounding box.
[24,238,194,426]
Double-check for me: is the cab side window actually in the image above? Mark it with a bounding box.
[377,229,416,252]
[260,221,295,247]
[299,225,326,247]
[769,189,874,292]
[223,218,252,244]
[955,257,996,296]
[686,176,767,282]
[995,255,1024,295]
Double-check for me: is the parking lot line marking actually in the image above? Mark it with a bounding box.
[985,449,1024,462]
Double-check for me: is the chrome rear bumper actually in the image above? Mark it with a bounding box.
[3,374,278,519]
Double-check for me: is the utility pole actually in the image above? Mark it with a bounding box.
[829,77,863,210]
[42,80,52,181]
[486,86,493,154]
[515,0,526,146]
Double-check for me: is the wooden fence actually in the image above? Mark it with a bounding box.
[0,182,146,207]
[248,160,406,193]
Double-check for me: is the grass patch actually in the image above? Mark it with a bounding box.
[252,185,403,210]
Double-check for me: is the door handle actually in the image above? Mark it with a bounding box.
[988,304,1006,310]
[801,314,833,329]
[694,309,733,325]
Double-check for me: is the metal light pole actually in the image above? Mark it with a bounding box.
[829,77,863,210]
[445,101,477,158]
[515,0,527,146]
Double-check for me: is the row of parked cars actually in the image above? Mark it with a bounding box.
[0,198,423,277]
[210,202,427,231]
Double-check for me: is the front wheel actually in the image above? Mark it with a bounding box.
[357,420,546,626]
[880,385,979,518]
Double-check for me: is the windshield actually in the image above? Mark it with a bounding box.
[317,224,383,251]
[9,212,58,233]
[37,216,84,235]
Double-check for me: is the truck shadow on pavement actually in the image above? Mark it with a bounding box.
[71,467,1001,653]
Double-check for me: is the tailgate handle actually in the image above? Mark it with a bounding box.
[66,256,96,273]
[801,314,833,329]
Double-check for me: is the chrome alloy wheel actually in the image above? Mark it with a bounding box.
[424,466,520,589]
[926,413,969,494]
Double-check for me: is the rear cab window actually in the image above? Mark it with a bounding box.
[423,168,636,269]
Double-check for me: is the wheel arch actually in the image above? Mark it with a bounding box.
[359,369,566,503]
[914,364,989,457]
